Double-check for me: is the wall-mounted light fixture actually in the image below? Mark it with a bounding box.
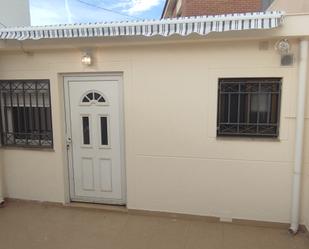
[81,53,92,66]
[275,39,294,66]
[275,39,291,55]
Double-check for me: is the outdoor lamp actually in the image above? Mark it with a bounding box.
[275,39,291,55]
[81,53,92,66]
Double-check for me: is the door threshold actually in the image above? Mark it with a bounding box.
[65,201,128,213]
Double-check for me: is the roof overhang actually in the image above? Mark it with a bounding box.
[0,12,283,42]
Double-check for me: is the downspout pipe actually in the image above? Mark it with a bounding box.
[290,38,309,234]
[0,151,4,205]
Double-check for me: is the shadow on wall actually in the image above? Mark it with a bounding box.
[268,0,309,13]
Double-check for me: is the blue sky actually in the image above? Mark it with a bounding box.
[30,0,166,26]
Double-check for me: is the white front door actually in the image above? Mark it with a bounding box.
[64,75,125,205]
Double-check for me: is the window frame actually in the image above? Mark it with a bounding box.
[217,77,282,138]
[0,79,54,148]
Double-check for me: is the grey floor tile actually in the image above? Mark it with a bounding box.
[0,201,308,249]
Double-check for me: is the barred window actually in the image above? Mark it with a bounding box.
[217,78,282,137]
[0,80,53,148]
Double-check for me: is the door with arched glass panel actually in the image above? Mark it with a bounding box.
[64,75,125,205]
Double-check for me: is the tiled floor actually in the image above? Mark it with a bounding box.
[0,201,308,249]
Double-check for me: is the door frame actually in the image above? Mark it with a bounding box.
[63,73,127,205]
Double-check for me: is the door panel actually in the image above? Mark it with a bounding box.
[65,76,125,204]
[81,157,95,191]
[99,159,113,192]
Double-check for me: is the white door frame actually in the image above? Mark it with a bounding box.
[63,73,126,205]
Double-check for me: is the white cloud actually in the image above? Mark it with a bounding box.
[116,0,162,14]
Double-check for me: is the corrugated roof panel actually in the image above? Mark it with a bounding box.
[0,12,283,41]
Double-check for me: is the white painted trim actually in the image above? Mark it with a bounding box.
[117,75,127,205]
[63,76,75,202]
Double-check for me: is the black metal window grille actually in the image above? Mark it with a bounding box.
[217,78,282,137]
[0,80,53,148]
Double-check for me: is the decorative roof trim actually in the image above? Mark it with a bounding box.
[0,12,284,41]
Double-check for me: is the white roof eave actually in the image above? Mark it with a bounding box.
[0,11,284,41]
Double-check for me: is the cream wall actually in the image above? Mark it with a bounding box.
[0,0,30,27]
[0,39,308,225]
[269,0,309,13]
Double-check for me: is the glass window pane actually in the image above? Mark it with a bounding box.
[82,97,90,102]
[98,96,105,103]
[230,94,239,123]
[82,116,90,145]
[86,93,93,100]
[250,94,259,112]
[239,94,247,123]
[220,94,228,122]
[100,116,108,146]
[271,94,279,124]
[258,93,268,112]
[94,92,101,100]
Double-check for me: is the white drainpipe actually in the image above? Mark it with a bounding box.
[290,38,309,234]
[0,151,4,205]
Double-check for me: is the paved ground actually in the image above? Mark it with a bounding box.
[0,200,308,249]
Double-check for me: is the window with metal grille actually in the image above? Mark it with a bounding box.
[217,78,282,137]
[0,80,53,148]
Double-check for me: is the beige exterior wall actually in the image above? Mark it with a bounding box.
[0,37,308,226]
[269,0,309,13]
[0,0,30,27]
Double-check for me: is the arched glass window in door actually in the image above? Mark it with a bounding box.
[81,90,108,105]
